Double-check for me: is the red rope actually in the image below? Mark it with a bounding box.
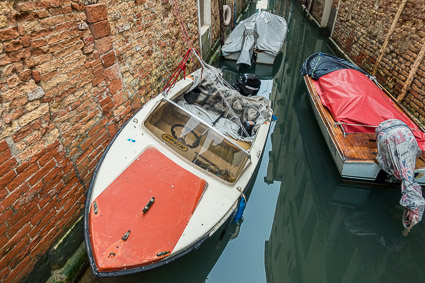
[170,0,194,50]
[163,0,205,93]
[164,48,193,92]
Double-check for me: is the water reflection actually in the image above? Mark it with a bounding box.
[264,1,425,283]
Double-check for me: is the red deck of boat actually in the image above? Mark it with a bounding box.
[89,147,206,272]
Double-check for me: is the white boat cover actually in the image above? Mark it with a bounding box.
[376,119,425,230]
[181,64,272,141]
[221,11,288,66]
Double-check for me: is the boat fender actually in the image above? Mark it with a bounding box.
[223,5,231,26]
[233,197,246,224]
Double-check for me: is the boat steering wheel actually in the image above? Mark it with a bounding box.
[171,124,201,149]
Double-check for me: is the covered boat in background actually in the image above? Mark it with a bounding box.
[222,11,287,66]
[84,55,274,277]
[301,52,425,185]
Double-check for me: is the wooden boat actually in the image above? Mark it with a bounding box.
[84,59,273,277]
[301,53,425,185]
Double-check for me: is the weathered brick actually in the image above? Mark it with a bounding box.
[71,2,85,11]
[18,69,32,81]
[7,162,39,191]
[18,104,49,127]
[2,223,31,256]
[0,171,17,192]
[32,69,41,82]
[28,159,57,186]
[5,40,23,52]
[95,36,112,54]
[105,64,120,81]
[31,38,47,48]
[8,48,31,62]
[7,74,20,88]
[89,20,111,39]
[85,4,108,23]
[92,74,105,86]
[16,2,35,12]
[0,54,11,66]
[101,50,115,68]
[109,79,122,95]
[6,251,36,282]
[0,140,12,162]
[42,166,63,186]
[0,239,24,268]
[49,6,73,16]
[0,159,18,178]
[13,120,42,144]
[7,204,38,237]
[36,0,62,9]
[0,27,20,41]
[8,237,31,269]
[33,9,50,19]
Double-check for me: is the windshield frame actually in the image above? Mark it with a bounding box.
[141,97,252,183]
[164,98,251,155]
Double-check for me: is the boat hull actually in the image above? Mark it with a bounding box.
[84,75,273,277]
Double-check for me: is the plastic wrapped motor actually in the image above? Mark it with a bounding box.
[232,74,261,96]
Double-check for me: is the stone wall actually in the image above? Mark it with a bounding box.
[0,0,198,281]
[305,0,425,124]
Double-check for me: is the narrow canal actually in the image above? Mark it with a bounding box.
[79,0,425,282]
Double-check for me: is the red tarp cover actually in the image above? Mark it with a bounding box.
[312,69,425,150]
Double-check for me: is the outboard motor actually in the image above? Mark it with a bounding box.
[376,119,425,234]
[232,74,261,96]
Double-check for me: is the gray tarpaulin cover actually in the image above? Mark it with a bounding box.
[179,64,272,141]
[221,11,288,66]
[376,119,425,231]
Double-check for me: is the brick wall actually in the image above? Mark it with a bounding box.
[330,0,425,123]
[311,0,324,21]
[0,0,198,281]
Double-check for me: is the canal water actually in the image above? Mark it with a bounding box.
[79,0,425,282]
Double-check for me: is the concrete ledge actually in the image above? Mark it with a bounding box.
[22,216,86,283]
[46,242,88,283]
[49,216,85,269]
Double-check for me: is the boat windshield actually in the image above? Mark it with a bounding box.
[144,99,250,183]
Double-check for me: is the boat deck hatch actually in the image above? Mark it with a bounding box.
[89,147,206,271]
